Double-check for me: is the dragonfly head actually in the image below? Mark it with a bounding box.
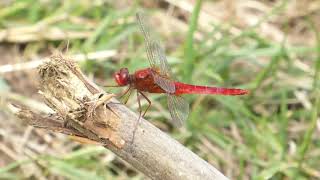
[114,68,130,86]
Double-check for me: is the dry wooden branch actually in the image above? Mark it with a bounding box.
[15,55,228,180]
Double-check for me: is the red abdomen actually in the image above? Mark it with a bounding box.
[132,68,248,95]
[174,82,248,95]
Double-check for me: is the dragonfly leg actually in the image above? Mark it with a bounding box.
[104,87,131,106]
[102,86,132,106]
[117,86,132,99]
[137,90,143,120]
[123,87,133,104]
[114,86,133,104]
[139,91,151,117]
[131,90,142,144]
[103,84,121,87]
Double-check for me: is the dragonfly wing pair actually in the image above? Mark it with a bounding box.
[167,95,189,127]
[136,12,175,93]
[136,12,189,127]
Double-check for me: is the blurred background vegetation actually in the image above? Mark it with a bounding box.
[0,0,319,179]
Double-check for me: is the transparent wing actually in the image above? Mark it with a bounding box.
[136,12,175,94]
[167,95,189,127]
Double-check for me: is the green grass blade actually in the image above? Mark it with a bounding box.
[183,0,202,82]
[297,17,320,165]
[83,13,115,50]
[49,159,104,180]
[0,1,28,20]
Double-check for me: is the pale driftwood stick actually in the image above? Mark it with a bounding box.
[15,55,228,180]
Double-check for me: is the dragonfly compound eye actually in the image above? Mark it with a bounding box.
[114,68,130,86]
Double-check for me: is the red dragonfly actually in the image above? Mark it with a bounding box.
[112,12,248,127]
